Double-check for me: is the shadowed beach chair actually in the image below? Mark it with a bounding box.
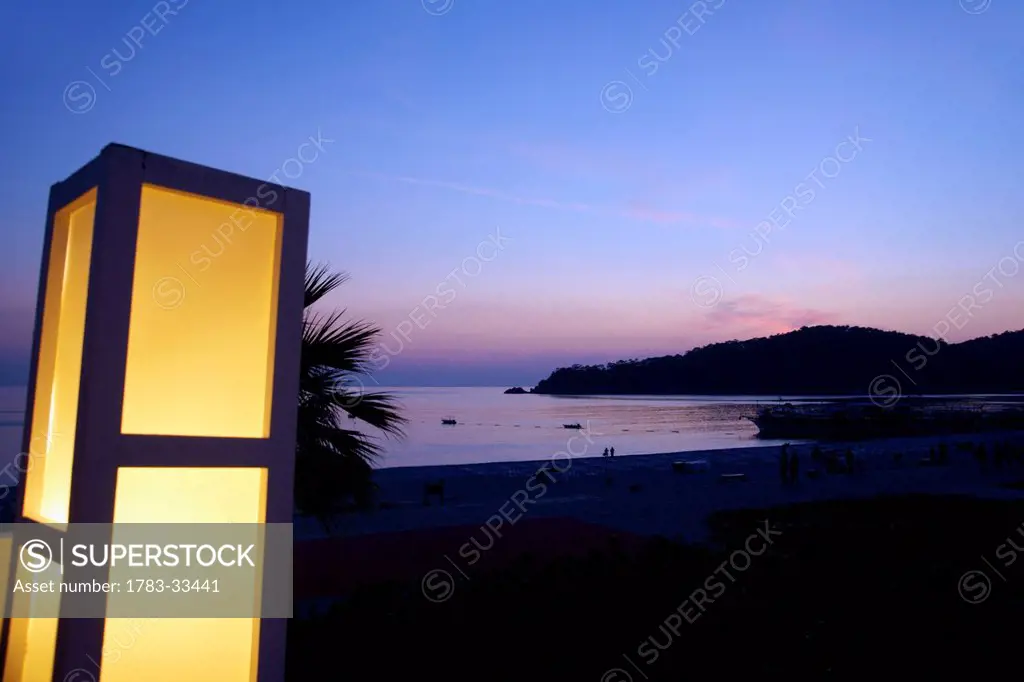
[974,443,988,469]
[994,441,1012,468]
[422,480,445,506]
[822,451,846,474]
[673,459,709,474]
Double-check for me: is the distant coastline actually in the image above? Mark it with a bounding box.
[531,325,1024,397]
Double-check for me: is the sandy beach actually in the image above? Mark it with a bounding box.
[304,431,1024,544]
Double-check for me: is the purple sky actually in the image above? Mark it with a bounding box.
[1,0,1022,386]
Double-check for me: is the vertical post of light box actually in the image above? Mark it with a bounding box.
[0,144,309,682]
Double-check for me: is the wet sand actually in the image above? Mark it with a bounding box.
[301,431,1024,543]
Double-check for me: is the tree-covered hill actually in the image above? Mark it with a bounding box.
[531,325,1024,395]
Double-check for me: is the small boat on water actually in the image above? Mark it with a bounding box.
[441,418,457,425]
[563,423,582,429]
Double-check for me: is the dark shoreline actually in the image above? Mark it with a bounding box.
[524,387,1024,399]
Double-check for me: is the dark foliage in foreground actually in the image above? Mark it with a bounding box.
[532,325,1024,395]
[296,263,406,525]
[287,495,1024,680]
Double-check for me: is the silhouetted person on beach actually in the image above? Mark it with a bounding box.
[789,451,799,481]
[975,443,987,470]
[610,447,615,457]
[423,480,445,506]
[603,447,609,458]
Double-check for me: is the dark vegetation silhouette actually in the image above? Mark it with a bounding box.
[287,495,1024,679]
[295,263,406,527]
[532,325,1024,395]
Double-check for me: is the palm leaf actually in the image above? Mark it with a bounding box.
[304,261,350,308]
[295,262,407,527]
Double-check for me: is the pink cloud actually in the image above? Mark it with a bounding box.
[506,142,663,181]
[767,252,863,281]
[350,170,732,228]
[624,168,735,217]
[506,142,732,189]
[704,294,839,337]
[364,297,693,358]
[625,200,737,228]
[508,142,737,227]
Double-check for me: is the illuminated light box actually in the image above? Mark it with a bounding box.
[121,185,282,438]
[0,144,309,682]
[101,468,267,682]
[23,189,97,526]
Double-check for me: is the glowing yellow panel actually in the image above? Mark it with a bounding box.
[100,467,267,682]
[110,467,267,523]
[2,560,62,682]
[121,184,282,437]
[22,189,96,525]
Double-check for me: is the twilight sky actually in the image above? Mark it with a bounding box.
[1,0,1022,386]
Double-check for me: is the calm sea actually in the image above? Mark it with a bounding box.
[0,385,796,469]
[3,386,1021,469]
